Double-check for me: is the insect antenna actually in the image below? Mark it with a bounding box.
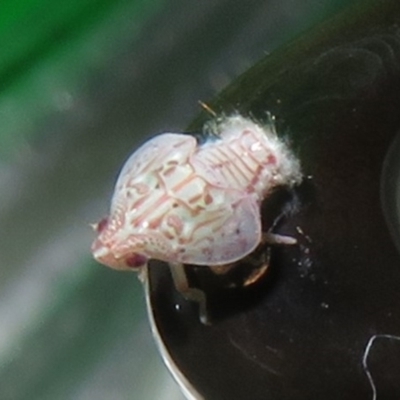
[198,100,217,117]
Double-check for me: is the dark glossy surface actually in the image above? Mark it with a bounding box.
[148,1,400,399]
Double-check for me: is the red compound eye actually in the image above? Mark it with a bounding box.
[96,217,108,233]
[125,253,148,269]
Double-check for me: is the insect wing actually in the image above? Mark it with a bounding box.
[111,133,197,210]
[214,194,262,264]
[181,189,262,266]
[115,133,196,187]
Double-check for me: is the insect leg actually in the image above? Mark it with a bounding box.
[209,264,235,275]
[263,232,297,245]
[169,263,210,325]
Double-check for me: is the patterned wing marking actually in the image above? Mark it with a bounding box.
[177,190,262,265]
[110,133,197,212]
[114,133,197,190]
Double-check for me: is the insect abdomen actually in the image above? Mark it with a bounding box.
[195,127,281,199]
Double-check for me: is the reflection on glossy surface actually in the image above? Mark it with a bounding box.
[382,130,400,256]
[148,1,400,399]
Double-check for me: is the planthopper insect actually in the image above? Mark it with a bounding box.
[91,114,302,323]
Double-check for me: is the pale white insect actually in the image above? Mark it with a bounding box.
[92,114,302,322]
